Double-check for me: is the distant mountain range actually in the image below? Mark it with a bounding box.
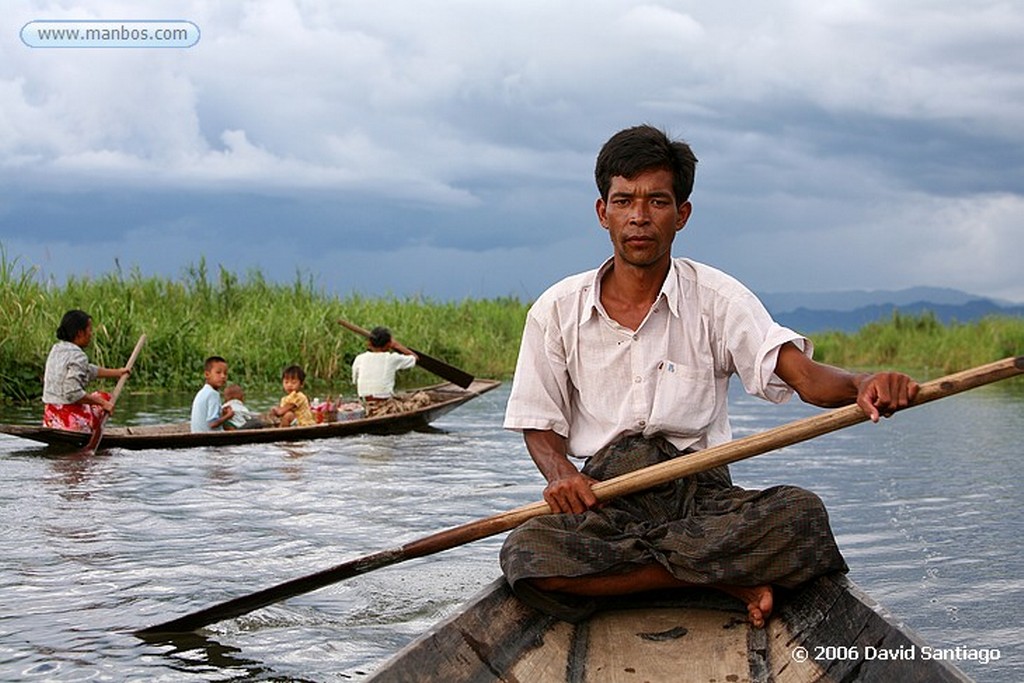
[757,286,1024,333]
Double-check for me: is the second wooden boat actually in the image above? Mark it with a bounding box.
[368,573,970,682]
[0,379,500,450]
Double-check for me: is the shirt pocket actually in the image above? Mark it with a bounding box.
[646,360,716,438]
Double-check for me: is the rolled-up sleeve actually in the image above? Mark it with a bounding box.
[755,324,812,402]
[63,357,97,403]
[718,286,810,403]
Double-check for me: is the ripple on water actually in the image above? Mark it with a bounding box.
[2,384,1022,682]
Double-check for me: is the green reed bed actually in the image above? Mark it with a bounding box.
[2,248,1022,402]
[812,310,1024,379]
[0,253,528,402]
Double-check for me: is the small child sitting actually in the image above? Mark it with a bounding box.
[269,365,316,427]
[222,384,270,430]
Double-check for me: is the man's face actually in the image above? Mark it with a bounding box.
[596,168,691,270]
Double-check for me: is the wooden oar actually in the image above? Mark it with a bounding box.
[135,355,1022,637]
[82,334,147,453]
[338,319,474,389]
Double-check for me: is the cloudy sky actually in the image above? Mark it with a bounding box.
[3,0,1022,304]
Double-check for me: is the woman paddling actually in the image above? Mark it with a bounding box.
[42,309,131,433]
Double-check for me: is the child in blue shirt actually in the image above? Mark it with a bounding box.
[190,356,233,432]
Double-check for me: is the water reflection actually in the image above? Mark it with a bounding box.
[44,452,107,501]
[141,630,294,682]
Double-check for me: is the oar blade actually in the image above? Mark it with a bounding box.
[412,351,474,388]
[136,547,407,637]
[82,416,108,452]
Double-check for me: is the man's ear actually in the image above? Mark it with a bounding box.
[596,196,609,229]
[676,201,692,231]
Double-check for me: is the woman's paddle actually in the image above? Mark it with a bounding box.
[83,334,147,453]
[338,319,474,389]
[136,355,1022,637]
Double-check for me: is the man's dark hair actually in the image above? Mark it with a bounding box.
[56,309,92,342]
[368,326,392,349]
[594,124,698,204]
[204,355,227,371]
[282,364,306,383]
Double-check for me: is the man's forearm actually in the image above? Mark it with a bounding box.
[523,429,577,481]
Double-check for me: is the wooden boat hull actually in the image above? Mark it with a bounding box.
[0,379,500,450]
[368,573,970,682]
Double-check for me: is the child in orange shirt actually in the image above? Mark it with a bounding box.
[270,365,316,427]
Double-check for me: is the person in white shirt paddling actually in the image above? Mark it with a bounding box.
[500,124,919,629]
[352,326,430,417]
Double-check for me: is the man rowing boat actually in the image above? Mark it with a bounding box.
[500,124,918,627]
[352,326,431,417]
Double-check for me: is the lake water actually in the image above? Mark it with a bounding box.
[1,380,1021,682]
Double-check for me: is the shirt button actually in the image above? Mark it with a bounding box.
[634,376,642,383]
[639,419,647,427]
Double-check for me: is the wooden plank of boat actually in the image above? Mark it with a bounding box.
[367,573,971,683]
[0,379,500,451]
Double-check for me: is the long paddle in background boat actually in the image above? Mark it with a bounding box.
[338,319,474,389]
[82,334,147,453]
[136,355,1023,637]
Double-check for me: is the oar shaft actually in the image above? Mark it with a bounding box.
[595,355,1024,501]
[337,319,373,338]
[84,334,147,453]
[137,355,1022,636]
[109,334,147,403]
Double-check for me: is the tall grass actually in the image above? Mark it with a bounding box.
[2,247,1022,402]
[0,251,527,401]
[812,310,1024,378]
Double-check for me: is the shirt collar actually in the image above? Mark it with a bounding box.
[661,259,682,319]
[583,257,614,322]
[586,257,682,322]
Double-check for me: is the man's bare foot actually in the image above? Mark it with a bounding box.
[717,584,773,628]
